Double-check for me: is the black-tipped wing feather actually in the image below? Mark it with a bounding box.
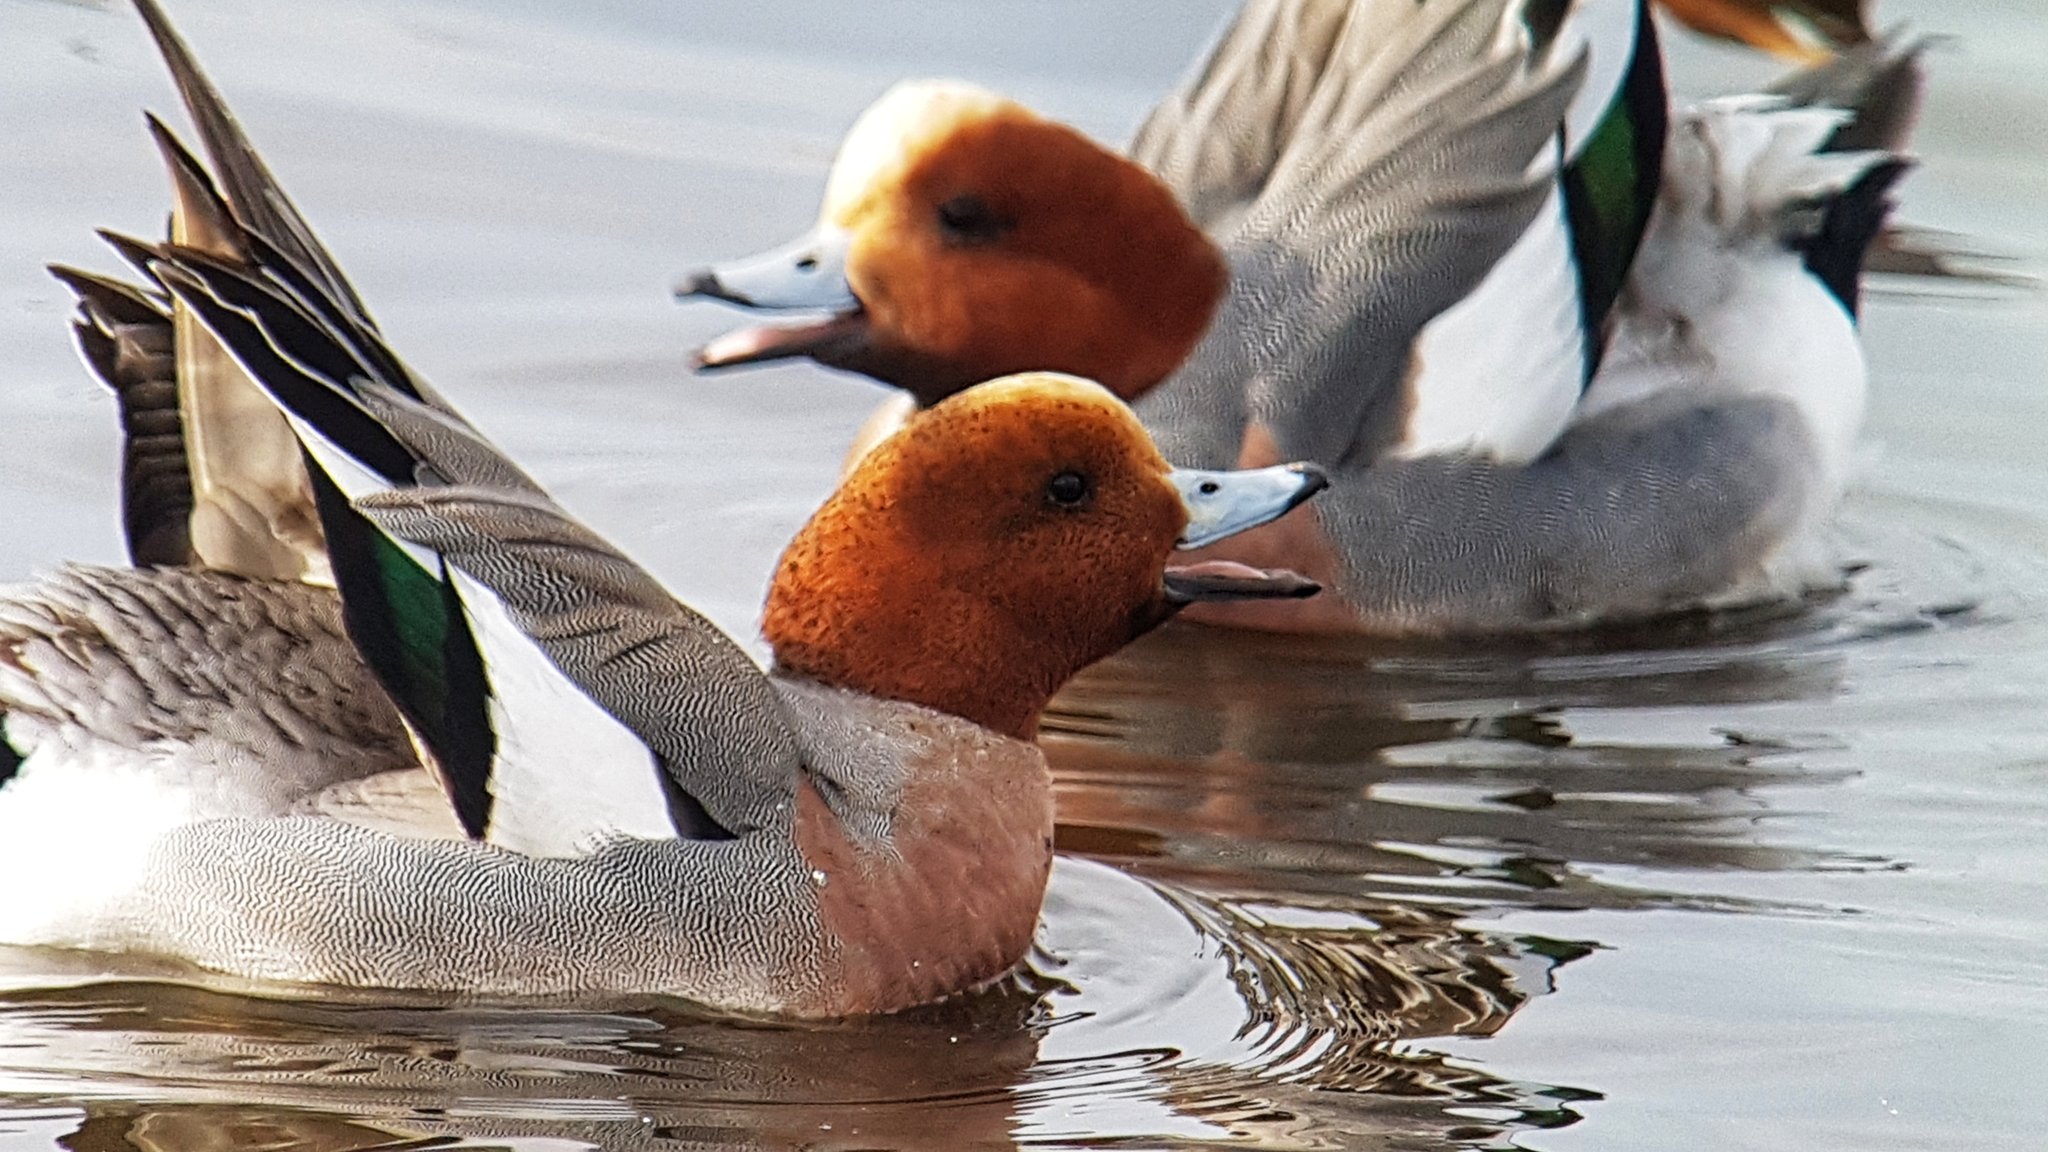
[132,0,376,330]
[47,266,196,567]
[144,223,802,854]
[79,0,805,855]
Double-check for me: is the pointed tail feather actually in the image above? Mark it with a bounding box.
[1798,157,1910,319]
[110,0,572,842]
[1768,28,1928,153]
[131,0,457,415]
[138,239,504,835]
[1631,98,1899,330]
[130,0,376,330]
[46,266,196,568]
[1766,30,1925,314]
[140,193,799,856]
[111,0,805,855]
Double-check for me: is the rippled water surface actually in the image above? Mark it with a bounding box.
[1,0,2045,1148]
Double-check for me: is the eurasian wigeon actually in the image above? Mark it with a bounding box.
[0,0,1327,1016]
[684,0,1914,635]
[1658,0,1874,62]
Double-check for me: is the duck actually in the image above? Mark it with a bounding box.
[680,0,1913,635]
[1657,0,1873,62]
[0,0,1328,1016]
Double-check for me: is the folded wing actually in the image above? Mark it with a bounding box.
[1133,0,1669,468]
[1138,0,1588,470]
[1129,0,1355,236]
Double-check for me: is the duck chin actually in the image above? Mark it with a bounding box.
[809,341,997,410]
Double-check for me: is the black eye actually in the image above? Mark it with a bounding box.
[936,194,1013,245]
[1046,470,1091,507]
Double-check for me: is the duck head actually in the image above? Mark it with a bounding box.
[763,373,1324,739]
[681,82,1226,407]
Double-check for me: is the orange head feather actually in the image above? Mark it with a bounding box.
[693,83,1226,408]
[762,372,1190,740]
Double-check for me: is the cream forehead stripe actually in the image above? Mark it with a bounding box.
[937,372,1143,426]
[822,80,1028,225]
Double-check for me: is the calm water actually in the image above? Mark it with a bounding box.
[0,1,2044,1149]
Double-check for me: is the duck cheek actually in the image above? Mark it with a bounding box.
[844,223,936,337]
[821,263,933,391]
[978,273,1114,382]
[1109,543,1185,644]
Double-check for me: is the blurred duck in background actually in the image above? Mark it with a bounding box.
[684,0,1921,635]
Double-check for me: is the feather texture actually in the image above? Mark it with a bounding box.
[140,208,801,856]
[1130,0,1903,631]
[1138,0,1589,470]
[65,3,808,854]
[45,266,196,567]
[1130,0,1354,236]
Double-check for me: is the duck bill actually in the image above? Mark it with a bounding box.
[691,311,870,370]
[1170,463,1328,550]
[677,225,869,370]
[1159,463,1329,603]
[1163,560,1321,604]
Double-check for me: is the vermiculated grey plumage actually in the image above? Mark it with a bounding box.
[1138,0,1588,470]
[1130,0,1354,234]
[355,484,804,840]
[0,575,990,1009]
[1314,395,1818,629]
[1127,0,1903,632]
[3,0,1066,1011]
[0,566,411,808]
[1767,31,1929,154]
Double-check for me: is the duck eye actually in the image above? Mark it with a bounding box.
[936,194,1013,245]
[1046,470,1091,507]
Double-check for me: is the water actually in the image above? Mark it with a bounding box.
[0,0,2044,1148]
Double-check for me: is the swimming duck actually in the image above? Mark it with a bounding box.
[0,0,1327,1015]
[682,0,1911,634]
[1658,0,1872,62]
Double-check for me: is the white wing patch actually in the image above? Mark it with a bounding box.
[285,412,679,858]
[281,412,441,575]
[450,568,677,858]
[1395,188,1585,463]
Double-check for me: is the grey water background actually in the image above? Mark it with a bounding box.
[0,0,2044,1148]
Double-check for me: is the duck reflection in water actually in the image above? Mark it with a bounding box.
[4,903,1589,1151]
[1043,602,1881,914]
